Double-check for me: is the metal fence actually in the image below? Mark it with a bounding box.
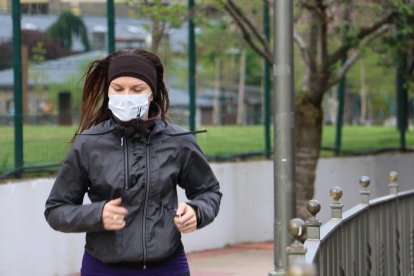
[1,1,414,178]
[285,171,414,276]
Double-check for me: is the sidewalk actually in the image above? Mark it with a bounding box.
[187,241,274,276]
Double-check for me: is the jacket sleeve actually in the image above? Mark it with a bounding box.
[44,138,106,233]
[177,135,222,229]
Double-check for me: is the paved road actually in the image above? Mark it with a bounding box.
[188,242,274,276]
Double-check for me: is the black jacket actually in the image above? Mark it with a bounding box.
[44,116,222,266]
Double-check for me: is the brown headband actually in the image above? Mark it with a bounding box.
[107,54,157,94]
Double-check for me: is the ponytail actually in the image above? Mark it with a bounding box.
[72,56,111,142]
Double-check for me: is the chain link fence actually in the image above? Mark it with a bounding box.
[0,1,412,178]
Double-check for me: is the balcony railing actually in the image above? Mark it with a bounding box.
[285,171,414,276]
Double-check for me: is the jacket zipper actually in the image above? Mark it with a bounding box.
[121,135,129,190]
[142,132,156,269]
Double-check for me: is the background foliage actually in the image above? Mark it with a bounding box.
[0,0,413,178]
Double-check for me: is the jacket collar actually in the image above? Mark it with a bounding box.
[110,102,165,138]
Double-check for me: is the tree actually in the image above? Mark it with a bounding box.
[48,59,92,114]
[132,1,259,124]
[195,18,243,124]
[380,1,414,85]
[30,41,47,96]
[128,0,187,53]
[0,30,72,70]
[45,11,90,51]
[220,0,413,217]
[375,1,414,129]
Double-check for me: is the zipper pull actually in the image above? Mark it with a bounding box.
[121,137,124,147]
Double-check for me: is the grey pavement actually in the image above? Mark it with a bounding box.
[187,242,274,276]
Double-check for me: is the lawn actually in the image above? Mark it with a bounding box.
[1,124,413,174]
[321,125,414,153]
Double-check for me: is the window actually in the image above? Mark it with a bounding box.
[21,3,48,15]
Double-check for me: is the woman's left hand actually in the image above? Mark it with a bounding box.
[174,202,197,234]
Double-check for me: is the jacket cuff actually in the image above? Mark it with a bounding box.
[187,203,202,228]
[89,201,107,232]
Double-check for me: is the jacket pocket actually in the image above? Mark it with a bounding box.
[85,230,124,263]
[146,205,181,262]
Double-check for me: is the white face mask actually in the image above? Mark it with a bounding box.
[108,93,151,121]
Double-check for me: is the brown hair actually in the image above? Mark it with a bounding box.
[73,49,170,141]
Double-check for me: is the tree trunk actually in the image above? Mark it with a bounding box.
[237,47,247,124]
[151,20,163,53]
[295,92,323,219]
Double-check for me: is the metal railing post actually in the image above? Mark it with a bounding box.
[388,171,399,195]
[286,217,316,276]
[286,263,316,276]
[359,176,371,204]
[330,186,343,219]
[306,200,321,240]
[286,218,307,266]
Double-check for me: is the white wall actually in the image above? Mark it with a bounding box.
[0,178,85,276]
[313,153,414,223]
[0,152,413,276]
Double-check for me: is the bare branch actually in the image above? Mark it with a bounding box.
[357,12,395,40]
[293,29,310,66]
[327,50,361,88]
[325,12,396,70]
[223,2,273,63]
[298,0,325,19]
[327,25,391,88]
[226,0,271,55]
[318,0,329,66]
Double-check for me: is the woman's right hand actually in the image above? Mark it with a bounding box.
[102,198,128,230]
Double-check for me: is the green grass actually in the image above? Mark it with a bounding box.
[0,126,75,173]
[197,125,266,157]
[322,125,414,152]
[1,124,413,175]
